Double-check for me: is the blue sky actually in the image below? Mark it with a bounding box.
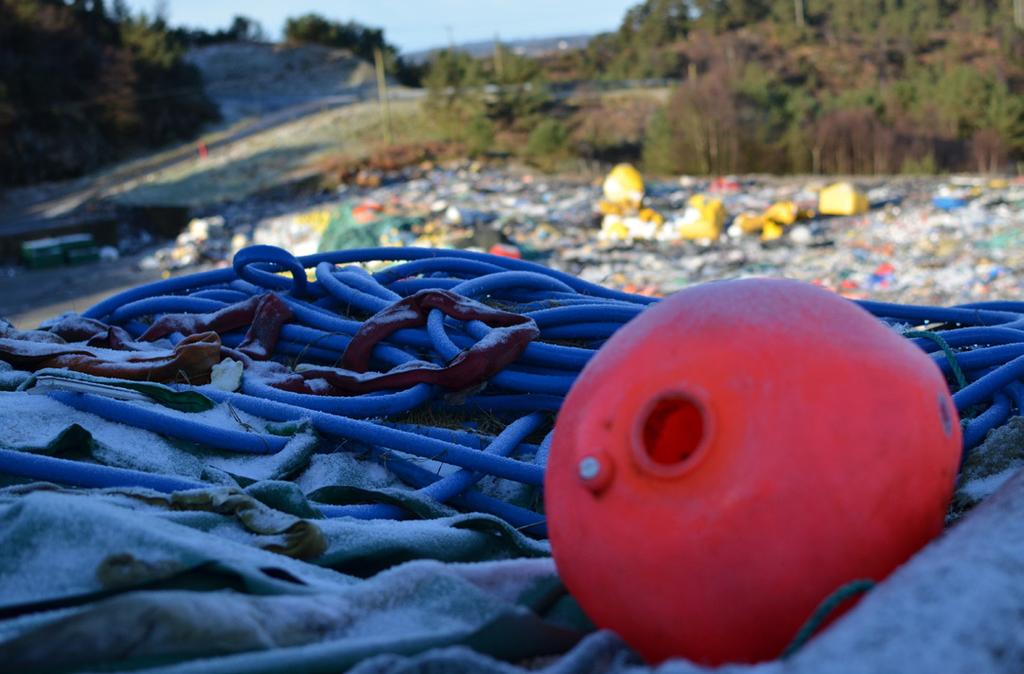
[126,0,636,52]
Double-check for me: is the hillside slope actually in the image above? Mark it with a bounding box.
[185,42,379,122]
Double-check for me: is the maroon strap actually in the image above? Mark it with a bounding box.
[140,293,292,361]
[24,288,537,395]
[238,295,292,360]
[270,289,539,395]
[0,332,222,384]
[341,289,532,371]
[44,315,136,349]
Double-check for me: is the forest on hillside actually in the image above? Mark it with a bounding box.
[428,0,1024,175]
[2,0,1023,186]
[0,0,218,185]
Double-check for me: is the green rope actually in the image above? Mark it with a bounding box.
[781,578,876,658]
[904,330,968,390]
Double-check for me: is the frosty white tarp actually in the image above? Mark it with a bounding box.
[3,463,1024,673]
[335,467,1024,674]
[0,488,581,673]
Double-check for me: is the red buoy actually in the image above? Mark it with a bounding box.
[546,278,961,665]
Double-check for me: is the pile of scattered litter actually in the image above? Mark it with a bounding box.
[133,166,1024,310]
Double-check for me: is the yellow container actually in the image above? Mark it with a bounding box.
[818,183,868,216]
[675,195,725,240]
[638,208,665,226]
[761,220,785,241]
[600,214,631,241]
[690,195,725,229]
[733,212,766,235]
[676,218,721,240]
[597,199,627,216]
[764,201,799,226]
[603,164,645,208]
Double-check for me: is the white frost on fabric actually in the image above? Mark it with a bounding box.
[449,557,556,603]
[290,364,387,383]
[0,392,206,477]
[295,452,398,494]
[0,392,322,482]
[203,431,318,482]
[390,449,462,479]
[0,491,355,610]
[240,359,295,385]
[0,365,30,391]
[126,398,272,436]
[292,359,442,384]
[475,474,536,507]
[960,465,1023,502]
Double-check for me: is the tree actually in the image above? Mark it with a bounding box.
[526,119,571,170]
[666,68,744,174]
[485,43,550,130]
[423,49,486,140]
[465,115,495,156]
[619,0,691,45]
[642,108,681,174]
[690,0,771,31]
[0,0,217,185]
[283,13,420,85]
[563,0,693,79]
[227,15,266,42]
[284,14,386,59]
[976,80,1024,170]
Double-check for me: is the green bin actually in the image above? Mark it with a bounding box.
[21,238,65,269]
[65,246,100,265]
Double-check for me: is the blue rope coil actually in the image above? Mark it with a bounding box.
[2,244,1023,536]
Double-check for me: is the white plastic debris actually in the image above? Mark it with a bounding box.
[210,357,244,392]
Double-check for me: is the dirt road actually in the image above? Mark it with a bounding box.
[0,253,205,329]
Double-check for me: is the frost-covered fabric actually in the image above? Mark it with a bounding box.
[311,468,1024,674]
[0,385,537,516]
[0,482,549,573]
[2,368,1023,672]
[951,416,1024,518]
[0,390,315,484]
[6,469,1024,673]
[0,490,575,673]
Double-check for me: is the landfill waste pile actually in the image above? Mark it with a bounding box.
[1,242,1024,672]
[133,164,1024,307]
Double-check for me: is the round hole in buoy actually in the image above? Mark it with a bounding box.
[643,396,704,465]
[631,390,712,477]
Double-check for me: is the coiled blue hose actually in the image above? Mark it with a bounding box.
[856,301,1024,450]
[4,245,656,534]
[2,244,1023,536]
